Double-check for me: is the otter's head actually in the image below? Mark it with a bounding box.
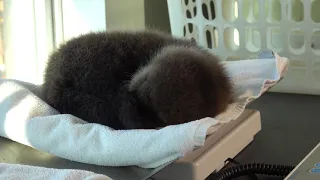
[129,45,234,127]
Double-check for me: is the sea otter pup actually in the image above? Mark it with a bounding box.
[42,30,234,130]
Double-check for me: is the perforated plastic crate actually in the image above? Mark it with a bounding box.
[167,0,320,95]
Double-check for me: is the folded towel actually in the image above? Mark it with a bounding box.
[0,163,112,180]
[215,52,288,123]
[0,50,289,169]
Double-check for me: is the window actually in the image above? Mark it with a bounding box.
[0,0,4,78]
[2,0,106,84]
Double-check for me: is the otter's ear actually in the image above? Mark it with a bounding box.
[128,65,152,92]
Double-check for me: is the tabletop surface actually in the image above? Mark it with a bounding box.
[206,92,320,180]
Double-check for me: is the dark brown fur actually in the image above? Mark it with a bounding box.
[42,30,234,130]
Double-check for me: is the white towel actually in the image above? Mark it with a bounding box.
[0,163,112,180]
[0,50,289,169]
[215,52,289,123]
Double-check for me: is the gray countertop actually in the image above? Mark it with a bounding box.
[207,92,320,180]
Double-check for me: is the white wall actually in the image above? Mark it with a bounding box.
[105,0,171,32]
[105,0,145,30]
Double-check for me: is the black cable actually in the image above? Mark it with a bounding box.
[210,162,295,180]
[224,158,258,180]
[225,158,240,165]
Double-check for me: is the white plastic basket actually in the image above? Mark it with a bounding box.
[167,0,320,95]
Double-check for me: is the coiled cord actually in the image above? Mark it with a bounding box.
[210,162,295,180]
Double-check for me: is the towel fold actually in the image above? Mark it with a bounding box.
[215,52,288,123]
[0,50,289,169]
[0,163,112,180]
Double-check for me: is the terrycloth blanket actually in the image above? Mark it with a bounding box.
[0,50,289,169]
[0,163,112,180]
